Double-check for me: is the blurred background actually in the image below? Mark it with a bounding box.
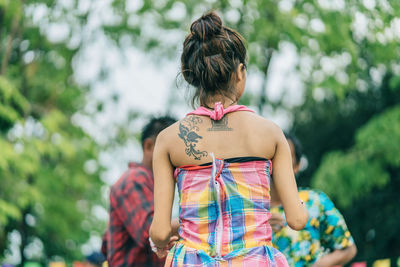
[1,0,400,266]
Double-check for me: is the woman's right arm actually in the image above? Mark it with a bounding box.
[149,130,176,247]
[271,127,308,230]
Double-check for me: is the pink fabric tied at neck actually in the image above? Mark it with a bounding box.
[187,102,255,121]
[212,102,225,120]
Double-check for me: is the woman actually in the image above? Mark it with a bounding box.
[149,11,308,266]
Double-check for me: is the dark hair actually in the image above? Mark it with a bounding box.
[284,132,303,164]
[141,116,177,147]
[181,11,247,107]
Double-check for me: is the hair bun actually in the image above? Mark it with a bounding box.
[181,10,247,108]
[190,11,223,42]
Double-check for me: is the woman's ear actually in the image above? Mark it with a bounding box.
[236,63,246,82]
[235,63,246,100]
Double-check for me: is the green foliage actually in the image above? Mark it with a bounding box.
[105,0,400,109]
[0,77,29,131]
[293,72,400,259]
[293,73,400,186]
[0,0,105,264]
[312,106,400,207]
[0,199,21,226]
[355,107,400,167]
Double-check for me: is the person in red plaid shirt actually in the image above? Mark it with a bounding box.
[102,116,177,267]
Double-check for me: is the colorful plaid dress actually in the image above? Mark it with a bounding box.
[165,155,288,267]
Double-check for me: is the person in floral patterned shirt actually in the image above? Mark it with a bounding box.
[270,133,357,267]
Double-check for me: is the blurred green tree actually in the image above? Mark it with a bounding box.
[103,0,400,112]
[0,0,105,264]
[295,74,400,260]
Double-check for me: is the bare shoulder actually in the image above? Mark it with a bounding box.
[155,120,181,145]
[243,112,285,140]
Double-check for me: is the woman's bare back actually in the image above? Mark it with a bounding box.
[162,111,282,167]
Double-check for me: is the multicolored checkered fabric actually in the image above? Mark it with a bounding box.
[166,157,288,266]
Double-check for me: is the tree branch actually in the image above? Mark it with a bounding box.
[1,15,20,75]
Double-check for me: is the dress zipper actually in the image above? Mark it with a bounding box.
[211,153,223,259]
[215,181,223,259]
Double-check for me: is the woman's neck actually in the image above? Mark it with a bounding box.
[203,97,238,109]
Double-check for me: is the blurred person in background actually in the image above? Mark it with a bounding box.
[270,133,357,267]
[102,116,178,267]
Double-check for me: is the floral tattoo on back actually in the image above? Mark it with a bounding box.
[178,116,208,160]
